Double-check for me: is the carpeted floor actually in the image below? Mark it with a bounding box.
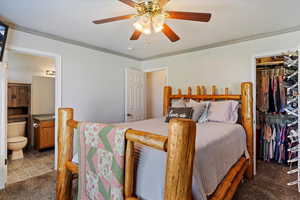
[0,171,55,200]
[0,161,300,200]
[233,161,300,200]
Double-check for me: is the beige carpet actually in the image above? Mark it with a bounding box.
[0,161,300,200]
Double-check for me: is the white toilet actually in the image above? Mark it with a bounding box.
[7,121,28,160]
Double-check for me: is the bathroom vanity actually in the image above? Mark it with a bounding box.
[33,116,55,150]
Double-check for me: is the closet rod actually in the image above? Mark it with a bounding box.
[256,61,284,66]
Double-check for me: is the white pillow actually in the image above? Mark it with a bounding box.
[207,100,239,123]
[172,98,186,107]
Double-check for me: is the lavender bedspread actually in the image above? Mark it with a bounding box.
[115,118,248,200]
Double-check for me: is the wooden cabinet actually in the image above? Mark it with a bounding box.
[8,83,31,148]
[7,83,30,107]
[34,119,55,150]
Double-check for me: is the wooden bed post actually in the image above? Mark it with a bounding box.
[164,118,196,200]
[56,108,74,200]
[163,86,172,116]
[241,82,254,180]
[124,140,135,198]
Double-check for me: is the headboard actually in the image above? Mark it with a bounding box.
[163,82,254,179]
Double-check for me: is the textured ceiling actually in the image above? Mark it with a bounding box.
[1,0,300,60]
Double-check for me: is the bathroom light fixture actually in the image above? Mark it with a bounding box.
[46,70,56,76]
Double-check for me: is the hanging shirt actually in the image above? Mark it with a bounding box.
[278,75,286,112]
[268,77,276,112]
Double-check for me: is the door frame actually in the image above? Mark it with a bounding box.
[143,67,169,84]
[0,46,62,188]
[143,67,168,119]
[250,47,297,175]
[0,58,8,189]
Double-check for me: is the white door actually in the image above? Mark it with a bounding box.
[125,68,145,122]
[0,61,8,189]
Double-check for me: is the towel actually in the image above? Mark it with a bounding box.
[78,122,127,200]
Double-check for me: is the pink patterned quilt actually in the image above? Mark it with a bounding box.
[78,122,127,200]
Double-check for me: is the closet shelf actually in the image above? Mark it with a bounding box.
[256,61,284,66]
[8,114,29,120]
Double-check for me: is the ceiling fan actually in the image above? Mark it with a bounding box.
[92,0,211,42]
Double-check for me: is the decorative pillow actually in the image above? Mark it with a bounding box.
[186,99,210,122]
[165,107,193,123]
[207,100,239,123]
[172,98,186,108]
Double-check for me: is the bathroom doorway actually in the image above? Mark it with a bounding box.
[5,49,56,185]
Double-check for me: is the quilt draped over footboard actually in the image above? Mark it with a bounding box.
[78,122,127,200]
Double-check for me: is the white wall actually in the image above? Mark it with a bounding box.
[7,51,55,83]
[5,29,141,123]
[142,30,300,94]
[146,70,166,119]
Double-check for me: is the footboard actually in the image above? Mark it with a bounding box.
[56,108,196,200]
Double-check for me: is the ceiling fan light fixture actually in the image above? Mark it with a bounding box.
[133,21,144,32]
[94,0,212,43]
[133,13,153,35]
[133,11,166,34]
[152,13,165,32]
[142,22,152,35]
[152,22,163,33]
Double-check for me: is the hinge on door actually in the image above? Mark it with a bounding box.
[5,158,7,165]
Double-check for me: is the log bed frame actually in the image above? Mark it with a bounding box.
[56,82,254,200]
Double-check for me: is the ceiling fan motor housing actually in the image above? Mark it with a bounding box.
[136,0,164,16]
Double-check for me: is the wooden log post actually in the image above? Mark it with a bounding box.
[188,87,192,96]
[225,88,229,100]
[56,108,74,200]
[200,86,205,95]
[164,118,196,200]
[178,88,182,95]
[163,86,172,116]
[241,82,254,179]
[124,140,135,198]
[196,86,201,95]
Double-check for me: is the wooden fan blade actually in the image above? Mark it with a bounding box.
[166,11,211,22]
[93,14,135,24]
[119,0,137,8]
[159,0,170,7]
[162,24,180,42]
[130,30,142,40]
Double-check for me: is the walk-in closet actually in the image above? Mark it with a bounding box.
[256,51,299,191]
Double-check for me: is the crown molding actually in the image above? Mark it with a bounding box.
[12,24,300,62]
[13,25,143,61]
[142,25,300,61]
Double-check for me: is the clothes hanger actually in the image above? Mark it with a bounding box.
[287,180,300,186]
[284,108,298,117]
[287,168,298,175]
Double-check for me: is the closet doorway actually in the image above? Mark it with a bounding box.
[255,51,299,190]
[145,68,167,119]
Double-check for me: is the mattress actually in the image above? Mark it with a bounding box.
[114,118,248,200]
